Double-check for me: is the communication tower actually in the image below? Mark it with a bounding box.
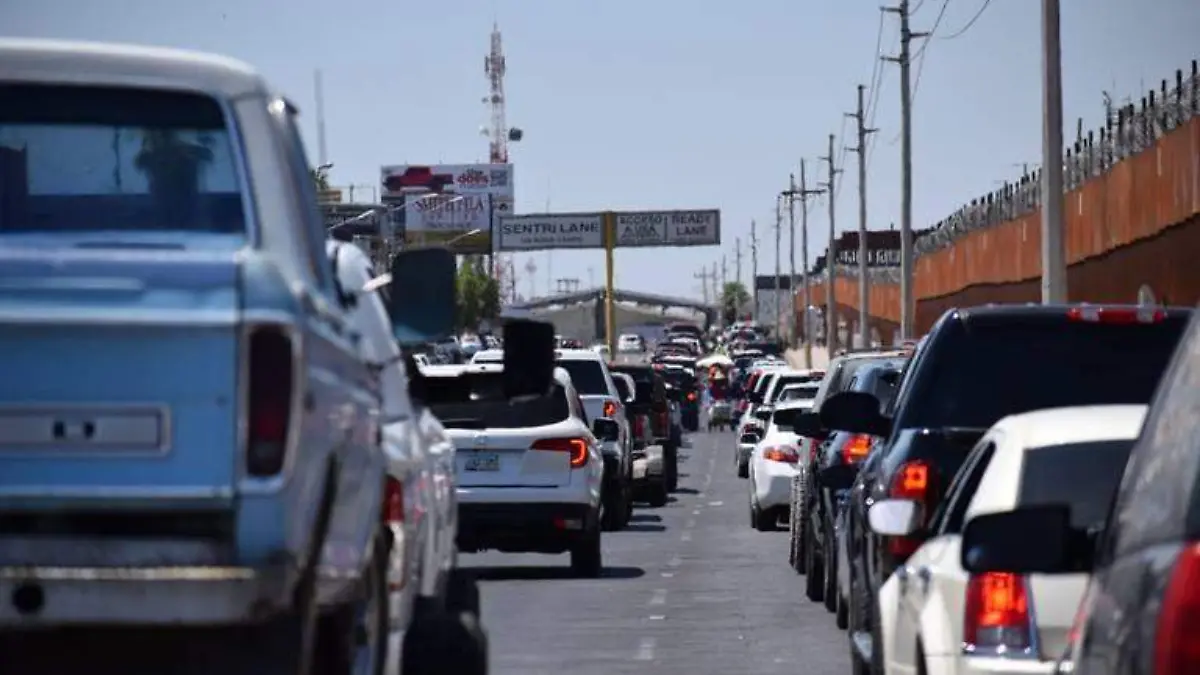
[482,24,523,294]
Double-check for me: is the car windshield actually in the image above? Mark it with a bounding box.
[555,359,609,395]
[0,84,246,236]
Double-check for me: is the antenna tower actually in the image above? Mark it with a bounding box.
[484,23,509,164]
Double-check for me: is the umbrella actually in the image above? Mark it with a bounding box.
[697,353,733,367]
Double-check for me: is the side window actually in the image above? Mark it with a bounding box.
[932,441,997,536]
[268,99,338,301]
[576,395,590,426]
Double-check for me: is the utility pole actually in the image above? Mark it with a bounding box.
[721,255,728,295]
[734,237,744,290]
[819,134,842,354]
[782,160,824,368]
[786,175,797,348]
[750,220,759,321]
[694,267,712,305]
[774,196,783,340]
[846,83,877,349]
[1040,0,1067,303]
[711,261,719,307]
[885,0,924,340]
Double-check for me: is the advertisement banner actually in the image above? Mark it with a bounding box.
[380,163,513,200]
[402,193,506,255]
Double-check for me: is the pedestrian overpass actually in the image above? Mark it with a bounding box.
[507,288,718,344]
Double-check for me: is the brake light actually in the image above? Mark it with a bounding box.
[633,415,645,439]
[531,437,590,468]
[1154,542,1200,674]
[246,327,294,477]
[383,477,405,524]
[888,460,933,558]
[963,572,1032,654]
[603,399,618,418]
[842,434,873,464]
[687,391,696,402]
[1067,306,1165,324]
[763,445,799,463]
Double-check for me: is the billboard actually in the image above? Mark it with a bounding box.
[403,192,509,255]
[380,163,513,200]
[495,209,720,252]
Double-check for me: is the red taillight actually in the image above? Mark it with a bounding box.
[888,460,933,558]
[842,434,873,464]
[1067,306,1165,324]
[1154,542,1200,674]
[531,437,589,468]
[763,445,799,463]
[963,572,1032,654]
[383,477,405,524]
[603,399,618,418]
[246,327,294,477]
[632,415,645,439]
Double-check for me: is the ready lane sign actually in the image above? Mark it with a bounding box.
[617,209,720,248]
[497,212,605,251]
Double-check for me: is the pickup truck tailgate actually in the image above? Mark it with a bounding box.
[0,252,241,498]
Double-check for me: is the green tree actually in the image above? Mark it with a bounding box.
[455,257,502,332]
[310,167,331,192]
[720,281,751,326]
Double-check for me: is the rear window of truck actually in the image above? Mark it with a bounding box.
[556,360,609,395]
[1017,439,1135,530]
[905,315,1188,429]
[0,84,246,235]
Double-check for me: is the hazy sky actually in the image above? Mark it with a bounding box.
[4,0,1196,300]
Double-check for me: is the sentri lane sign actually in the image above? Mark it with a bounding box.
[496,208,720,252]
[615,210,720,248]
[496,212,605,251]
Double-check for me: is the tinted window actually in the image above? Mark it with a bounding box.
[1018,440,1136,530]
[778,385,819,402]
[556,360,609,395]
[0,85,244,235]
[768,374,822,402]
[934,442,997,536]
[661,369,697,389]
[425,373,570,429]
[906,318,1188,429]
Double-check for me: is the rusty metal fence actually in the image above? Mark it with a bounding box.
[915,59,1199,257]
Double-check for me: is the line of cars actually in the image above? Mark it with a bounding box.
[754,304,1198,675]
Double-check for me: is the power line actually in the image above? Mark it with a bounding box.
[938,0,993,40]
[912,0,950,59]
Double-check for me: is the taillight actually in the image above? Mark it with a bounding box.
[1154,542,1200,674]
[686,391,696,402]
[531,437,589,468]
[1067,306,1165,324]
[246,327,294,477]
[888,460,933,558]
[632,415,645,439]
[842,434,872,464]
[963,572,1032,655]
[383,477,405,524]
[603,399,618,418]
[763,445,799,463]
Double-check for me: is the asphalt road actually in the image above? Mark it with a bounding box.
[462,430,851,675]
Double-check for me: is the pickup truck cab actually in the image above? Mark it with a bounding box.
[0,39,388,673]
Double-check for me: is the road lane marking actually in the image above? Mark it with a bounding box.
[661,571,675,578]
[668,556,682,567]
[648,589,667,605]
[691,508,701,515]
[681,531,692,542]
[708,501,724,507]
[636,637,657,661]
[647,615,666,621]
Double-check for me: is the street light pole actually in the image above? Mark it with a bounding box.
[1040,0,1067,303]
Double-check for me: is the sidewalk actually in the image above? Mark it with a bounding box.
[784,344,830,370]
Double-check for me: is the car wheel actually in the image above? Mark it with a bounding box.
[600,482,622,532]
[754,505,776,532]
[570,522,603,578]
[664,445,679,492]
[315,532,388,675]
[788,476,805,573]
[446,568,481,617]
[823,523,838,613]
[402,610,488,675]
[804,518,824,601]
[646,479,669,508]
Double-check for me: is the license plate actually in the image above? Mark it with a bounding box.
[464,453,501,472]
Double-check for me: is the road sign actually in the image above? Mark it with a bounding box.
[496,212,605,251]
[614,210,720,248]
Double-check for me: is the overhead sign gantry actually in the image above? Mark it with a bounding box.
[496,209,721,352]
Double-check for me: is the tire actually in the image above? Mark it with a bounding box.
[315,532,388,675]
[804,516,825,601]
[446,568,481,617]
[836,589,849,629]
[620,475,634,527]
[402,610,488,675]
[848,566,872,675]
[570,522,603,578]
[787,476,804,572]
[646,479,669,508]
[823,523,838,613]
[664,444,679,492]
[749,500,760,529]
[736,454,749,479]
[754,505,776,532]
[601,480,623,532]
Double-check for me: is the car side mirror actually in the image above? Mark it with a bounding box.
[753,407,773,422]
[502,319,556,398]
[385,247,456,345]
[816,463,858,491]
[961,505,1084,574]
[867,499,923,537]
[592,418,620,442]
[820,391,890,437]
[787,410,824,438]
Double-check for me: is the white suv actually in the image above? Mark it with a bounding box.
[424,364,611,576]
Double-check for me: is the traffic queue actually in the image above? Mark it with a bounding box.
[724,305,1199,675]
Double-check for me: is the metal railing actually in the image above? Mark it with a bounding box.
[915,59,1199,257]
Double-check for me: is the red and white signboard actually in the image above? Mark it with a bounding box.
[380,163,513,200]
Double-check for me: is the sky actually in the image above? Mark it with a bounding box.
[3,0,1196,301]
